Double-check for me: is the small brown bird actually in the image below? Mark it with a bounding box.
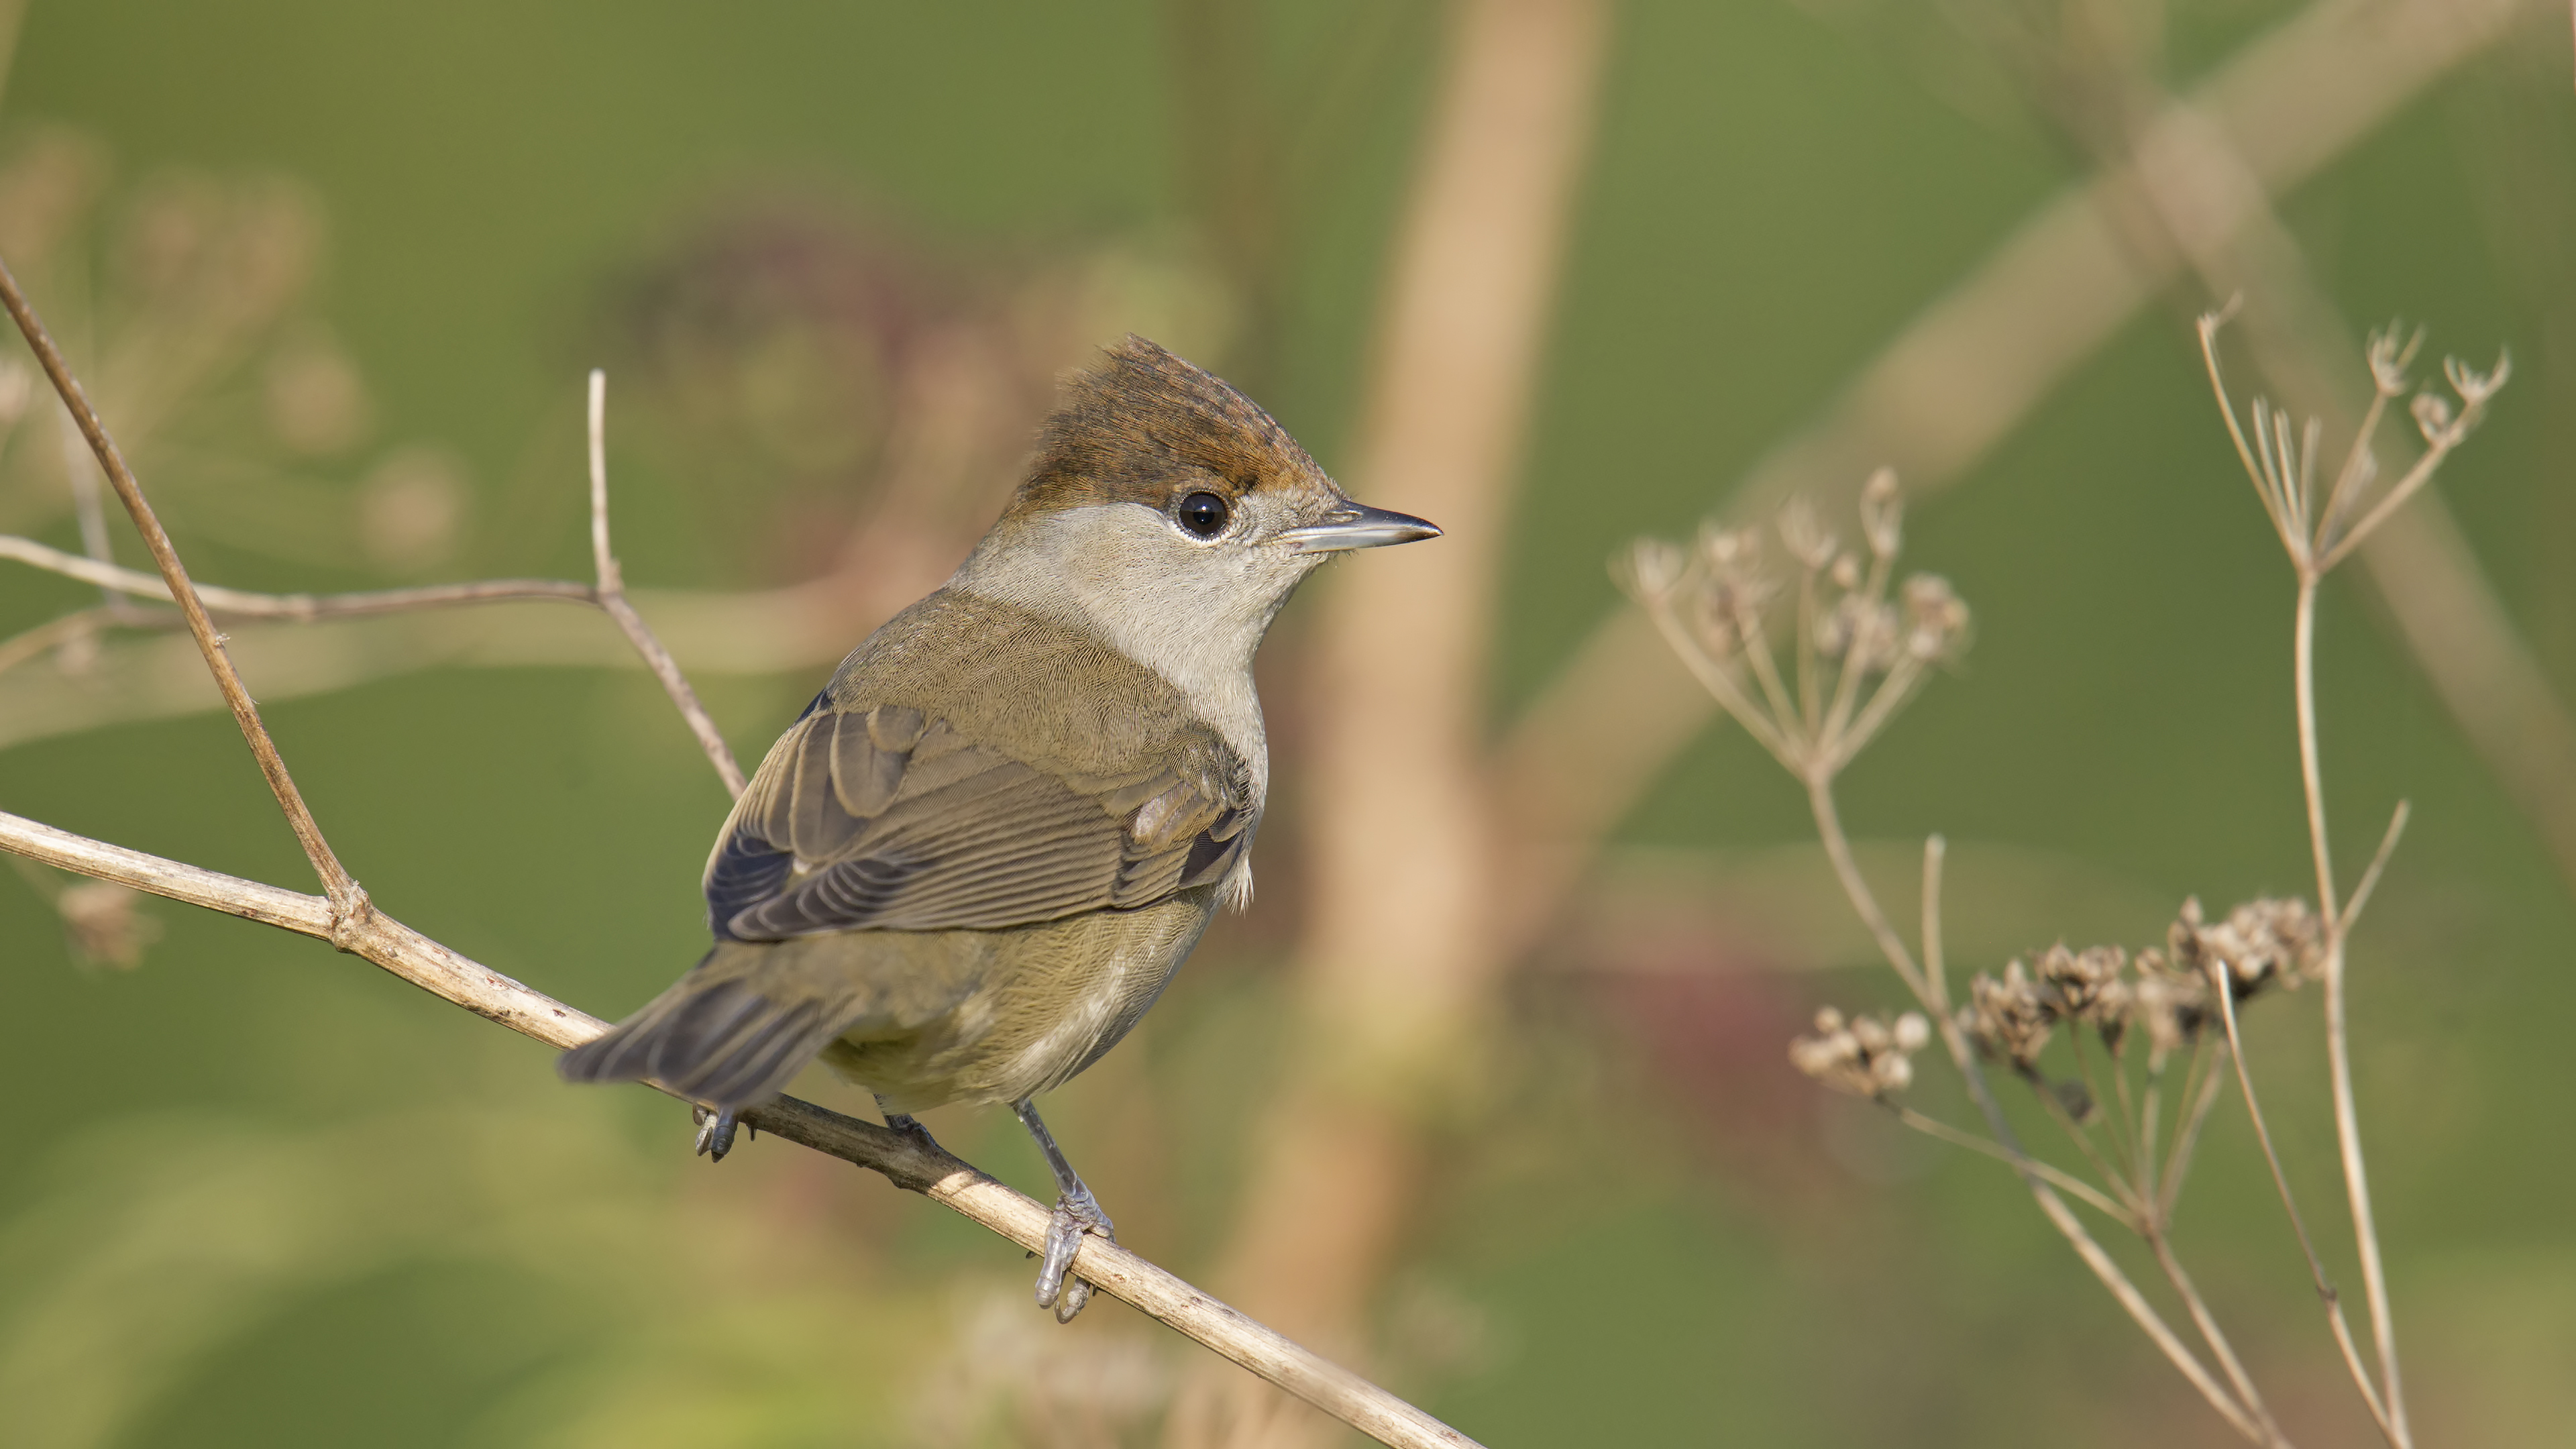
[560,336,1438,1319]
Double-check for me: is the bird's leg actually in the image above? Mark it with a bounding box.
[690,1105,743,1162]
[875,1095,943,1151]
[1014,1097,1114,1323]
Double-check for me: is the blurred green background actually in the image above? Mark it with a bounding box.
[1,1,2571,1444]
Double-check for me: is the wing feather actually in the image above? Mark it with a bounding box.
[706,702,1252,940]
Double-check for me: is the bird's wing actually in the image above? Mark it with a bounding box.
[705,702,1249,939]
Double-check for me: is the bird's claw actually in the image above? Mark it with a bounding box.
[691,1105,742,1162]
[1034,1187,1114,1323]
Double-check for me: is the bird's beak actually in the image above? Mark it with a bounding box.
[1276,502,1443,553]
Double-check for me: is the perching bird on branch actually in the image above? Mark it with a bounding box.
[559,336,1438,1320]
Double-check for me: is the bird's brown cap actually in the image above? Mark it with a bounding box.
[1001,336,1337,523]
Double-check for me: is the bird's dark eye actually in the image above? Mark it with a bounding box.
[1176,490,1230,538]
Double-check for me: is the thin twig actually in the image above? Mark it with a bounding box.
[1920,834,1949,1012]
[0,419,748,801]
[0,533,596,617]
[0,808,1480,1449]
[0,252,362,916]
[586,370,747,799]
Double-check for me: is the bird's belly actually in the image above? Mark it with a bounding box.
[822,888,1216,1111]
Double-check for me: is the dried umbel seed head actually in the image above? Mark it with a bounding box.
[2366,321,2426,398]
[2411,391,2457,447]
[2168,896,2324,996]
[2130,954,2212,1058]
[1901,575,1970,661]
[2034,943,2133,1044]
[1699,521,1763,578]
[2445,352,2511,409]
[1619,536,1689,600]
[1789,1006,1929,1098]
[1817,593,1900,668]
[1961,961,2054,1069]
[1624,470,1968,784]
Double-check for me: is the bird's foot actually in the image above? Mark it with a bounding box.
[1034,1186,1115,1324]
[878,1103,943,1153]
[691,1105,748,1162]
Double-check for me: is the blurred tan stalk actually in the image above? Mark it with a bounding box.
[1494,0,2551,940]
[1164,0,1612,1442]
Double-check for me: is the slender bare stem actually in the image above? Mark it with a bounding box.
[2200,306,2303,563]
[2066,1026,2139,1190]
[585,371,747,799]
[1805,777,2263,1443]
[1734,593,1802,747]
[2294,579,2341,919]
[2159,1041,2229,1224]
[2210,955,2399,1443]
[2294,576,2411,1445]
[0,251,362,916]
[2033,1077,2144,1216]
[1890,1106,2135,1228]
[1920,834,1949,1012]
[2339,800,2412,941]
[2137,1054,2164,1210]
[1819,551,1892,747]
[2314,441,2457,577]
[1634,593,1797,766]
[2147,1232,2287,1447]
[0,808,1479,1449]
[1794,564,1821,731]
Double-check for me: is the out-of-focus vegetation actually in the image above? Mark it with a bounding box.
[1,1,2572,1445]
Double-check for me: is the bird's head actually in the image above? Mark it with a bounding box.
[955,337,1438,682]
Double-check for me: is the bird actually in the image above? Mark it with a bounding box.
[559,335,1439,1320]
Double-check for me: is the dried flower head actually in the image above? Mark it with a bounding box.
[2131,947,2212,1059]
[1789,1006,1929,1098]
[2167,895,2322,997]
[1961,961,2054,1070]
[1621,472,1970,783]
[2033,943,2133,1042]
[2202,302,2509,578]
[2365,321,2425,397]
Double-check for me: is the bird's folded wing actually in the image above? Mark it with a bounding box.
[706,702,1247,938]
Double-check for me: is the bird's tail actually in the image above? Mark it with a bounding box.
[557,948,862,1111]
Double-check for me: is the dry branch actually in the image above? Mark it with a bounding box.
[0,808,1480,1449]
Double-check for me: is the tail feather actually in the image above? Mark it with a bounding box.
[559,965,857,1112]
